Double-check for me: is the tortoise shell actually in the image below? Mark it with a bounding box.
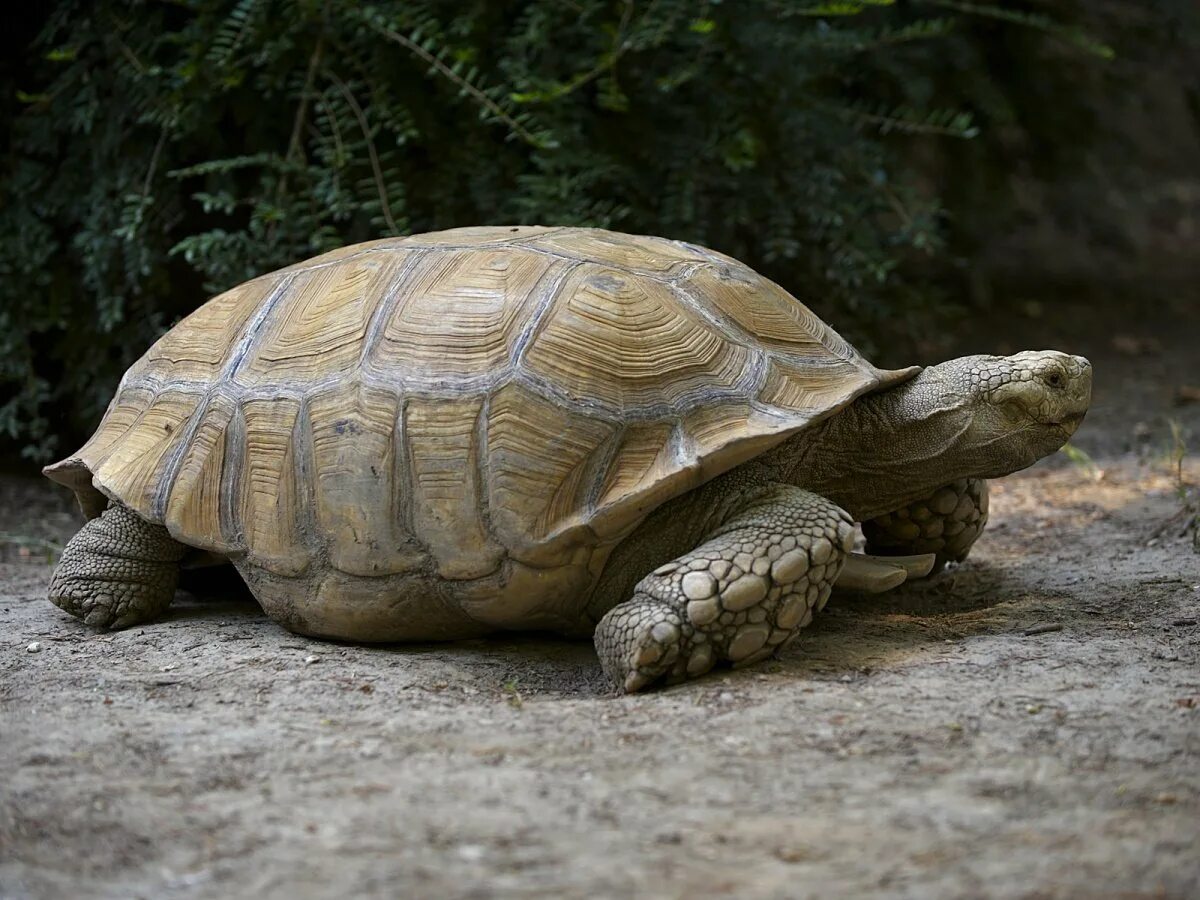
[46,226,916,586]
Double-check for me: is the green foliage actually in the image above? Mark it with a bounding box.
[1,0,1112,459]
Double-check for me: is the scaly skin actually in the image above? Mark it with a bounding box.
[862,478,989,573]
[48,504,185,629]
[595,485,853,693]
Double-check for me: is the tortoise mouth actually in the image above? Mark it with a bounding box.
[1048,411,1087,435]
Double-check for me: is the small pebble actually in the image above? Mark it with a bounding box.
[775,846,810,864]
[26,642,42,653]
[304,655,320,665]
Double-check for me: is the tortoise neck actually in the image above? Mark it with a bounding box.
[768,370,977,521]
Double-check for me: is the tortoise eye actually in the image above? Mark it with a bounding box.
[1046,371,1064,388]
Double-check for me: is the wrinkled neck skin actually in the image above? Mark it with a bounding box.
[763,368,1056,521]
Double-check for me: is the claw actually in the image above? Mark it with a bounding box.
[836,551,938,591]
[624,672,652,694]
[871,552,937,579]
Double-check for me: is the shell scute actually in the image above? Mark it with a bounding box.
[486,382,618,563]
[684,263,858,361]
[137,276,275,385]
[520,263,751,414]
[75,385,157,468]
[404,394,503,580]
[237,252,410,387]
[91,390,202,514]
[373,247,557,387]
[594,422,678,511]
[163,393,235,550]
[307,384,425,577]
[759,357,865,410]
[236,397,308,575]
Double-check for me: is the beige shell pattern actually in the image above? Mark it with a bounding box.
[45,226,916,582]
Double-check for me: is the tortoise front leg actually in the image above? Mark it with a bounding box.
[594,485,855,693]
[861,478,989,575]
[48,504,185,629]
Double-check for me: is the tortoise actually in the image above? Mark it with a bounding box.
[43,226,1092,692]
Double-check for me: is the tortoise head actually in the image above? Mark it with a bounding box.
[929,350,1093,477]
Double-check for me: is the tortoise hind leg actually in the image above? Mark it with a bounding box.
[595,485,855,693]
[861,478,989,575]
[49,504,185,629]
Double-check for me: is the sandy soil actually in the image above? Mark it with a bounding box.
[1,306,1197,899]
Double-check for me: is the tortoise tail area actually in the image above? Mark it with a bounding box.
[43,457,109,519]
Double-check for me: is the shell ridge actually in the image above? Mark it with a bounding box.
[512,364,780,424]
[672,266,891,398]
[745,346,770,397]
[121,368,569,403]
[510,226,569,247]
[668,275,774,357]
[392,395,422,557]
[472,392,498,554]
[669,420,695,471]
[225,273,298,380]
[218,399,247,550]
[150,392,213,520]
[358,248,426,368]
[291,396,319,560]
[582,425,630,511]
[510,259,582,367]
[320,237,695,284]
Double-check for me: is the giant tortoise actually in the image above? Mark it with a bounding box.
[43,226,1092,691]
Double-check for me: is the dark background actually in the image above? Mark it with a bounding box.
[2,0,1198,464]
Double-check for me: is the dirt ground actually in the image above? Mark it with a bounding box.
[1,302,1198,899]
